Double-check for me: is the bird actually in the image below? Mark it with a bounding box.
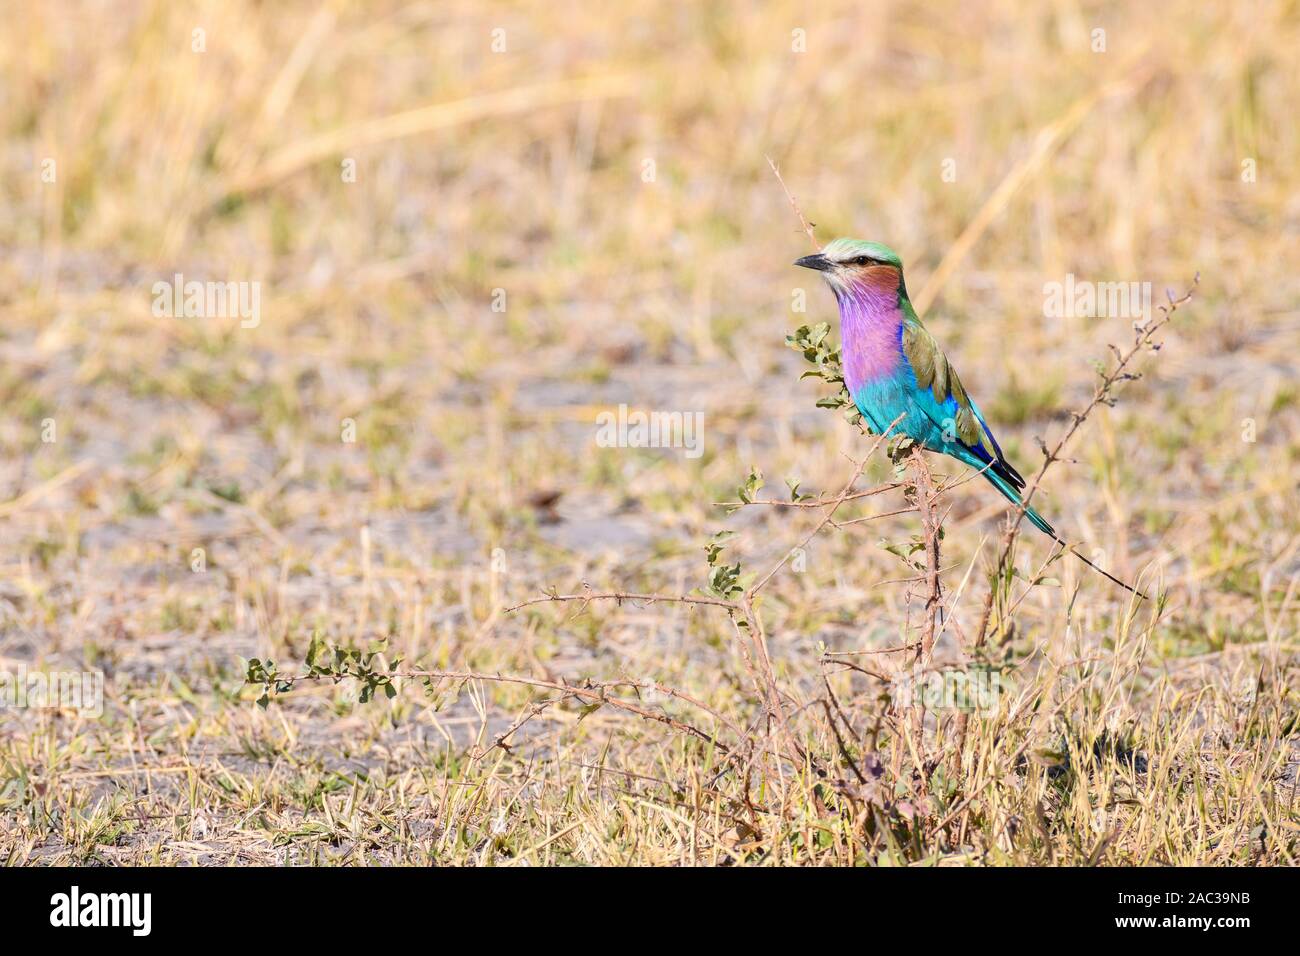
[794,237,1146,598]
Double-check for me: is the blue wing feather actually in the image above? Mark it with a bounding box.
[894,338,1047,530]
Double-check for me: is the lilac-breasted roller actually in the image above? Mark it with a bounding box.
[795,237,1144,597]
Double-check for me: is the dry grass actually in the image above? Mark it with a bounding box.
[0,0,1296,866]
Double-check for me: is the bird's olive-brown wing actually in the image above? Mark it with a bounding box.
[901,319,985,450]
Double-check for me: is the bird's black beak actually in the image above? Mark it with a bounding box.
[794,253,832,272]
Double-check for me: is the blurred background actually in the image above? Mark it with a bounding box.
[0,1,1295,863]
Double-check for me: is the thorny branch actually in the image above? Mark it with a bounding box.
[766,155,820,251]
[954,275,1199,760]
[972,276,1199,650]
[271,667,736,756]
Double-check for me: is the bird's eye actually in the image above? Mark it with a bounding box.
[852,256,872,265]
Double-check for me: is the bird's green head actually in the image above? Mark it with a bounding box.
[794,238,907,300]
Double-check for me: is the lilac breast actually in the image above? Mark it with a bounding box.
[838,286,905,394]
